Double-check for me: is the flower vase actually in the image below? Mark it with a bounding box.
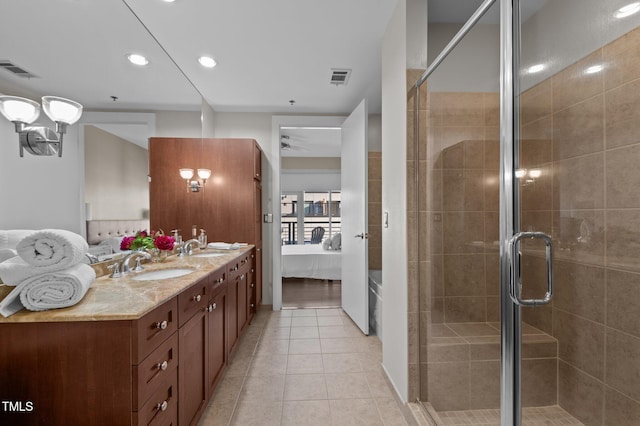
[151,248,168,263]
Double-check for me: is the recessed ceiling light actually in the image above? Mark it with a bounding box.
[127,53,149,66]
[162,0,176,3]
[198,56,217,68]
[615,2,640,18]
[526,64,545,74]
[585,64,604,74]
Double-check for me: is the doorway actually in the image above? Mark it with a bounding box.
[280,190,343,308]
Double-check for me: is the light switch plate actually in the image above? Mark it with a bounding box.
[263,213,273,223]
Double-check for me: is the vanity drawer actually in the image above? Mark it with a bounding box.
[228,254,251,279]
[133,298,178,363]
[178,276,209,327]
[210,268,226,294]
[133,332,179,410]
[134,369,178,426]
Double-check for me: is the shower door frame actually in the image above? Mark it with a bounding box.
[415,0,545,424]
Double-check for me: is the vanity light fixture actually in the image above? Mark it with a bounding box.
[0,95,83,157]
[179,168,211,192]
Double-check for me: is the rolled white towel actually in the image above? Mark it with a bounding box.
[0,249,18,263]
[0,263,96,317]
[16,229,88,268]
[0,230,35,250]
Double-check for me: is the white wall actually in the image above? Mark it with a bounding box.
[0,115,83,233]
[368,114,383,152]
[155,111,201,137]
[84,125,149,220]
[381,0,409,403]
[281,171,341,193]
[427,23,499,92]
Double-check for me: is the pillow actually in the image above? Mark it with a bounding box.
[322,238,332,251]
[331,233,342,250]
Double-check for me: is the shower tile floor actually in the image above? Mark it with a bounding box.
[437,406,584,425]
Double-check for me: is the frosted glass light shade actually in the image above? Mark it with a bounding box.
[197,168,211,179]
[0,96,40,123]
[42,96,83,125]
[179,168,194,180]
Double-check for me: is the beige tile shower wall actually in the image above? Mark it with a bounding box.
[368,152,382,270]
[518,25,640,425]
[428,92,500,325]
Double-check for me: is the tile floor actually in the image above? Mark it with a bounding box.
[198,307,408,426]
[437,406,584,425]
[282,278,341,308]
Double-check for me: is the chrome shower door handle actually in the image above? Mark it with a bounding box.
[508,231,553,306]
[354,233,368,239]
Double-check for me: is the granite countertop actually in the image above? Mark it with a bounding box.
[0,246,253,323]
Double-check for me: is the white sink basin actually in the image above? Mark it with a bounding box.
[132,268,195,281]
[191,253,226,258]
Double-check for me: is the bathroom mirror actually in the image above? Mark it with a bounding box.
[0,0,203,265]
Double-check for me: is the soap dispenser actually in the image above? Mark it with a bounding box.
[198,229,207,249]
[171,229,182,245]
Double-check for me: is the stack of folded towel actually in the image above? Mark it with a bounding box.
[0,229,96,317]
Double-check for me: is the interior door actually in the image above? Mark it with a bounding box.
[340,99,369,334]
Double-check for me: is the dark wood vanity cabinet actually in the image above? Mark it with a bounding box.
[0,249,256,426]
[149,137,263,317]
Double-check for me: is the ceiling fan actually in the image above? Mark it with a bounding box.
[280,134,308,151]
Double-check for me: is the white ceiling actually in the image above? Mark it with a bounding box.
[280,128,342,157]
[0,0,550,154]
[0,0,398,116]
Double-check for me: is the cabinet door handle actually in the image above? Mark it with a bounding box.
[156,400,168,412]
[240,274,245,280]
[193,294,201,302]
[250,283,254,288]
[212,302,217,310]
[156,360,168,371]
[216,277,224,284]
[155,320,168,330]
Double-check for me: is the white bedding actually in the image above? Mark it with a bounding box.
[281,244,342,280]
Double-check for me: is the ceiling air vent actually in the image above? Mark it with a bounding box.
[329,68,351,86]
[0,60,38,78]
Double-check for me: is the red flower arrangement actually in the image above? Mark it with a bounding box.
[120,230,175,251]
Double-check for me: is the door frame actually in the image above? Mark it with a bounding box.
[270,115,346,310]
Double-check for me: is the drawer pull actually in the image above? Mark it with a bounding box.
[251,254,255,259]
[216,277,224,284]
[250,304,255,308]
[212,302,217,310]
[251,268,255,273]
[250,283,254,288]
[240,274,245,280]
[193,294,202,302]
[240,259,246,264]
[231,266,238,272]
[155,320,168,330]
[156,400,168,412]
[156,360,168,371]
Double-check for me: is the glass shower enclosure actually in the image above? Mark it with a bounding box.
[416,0,640,424]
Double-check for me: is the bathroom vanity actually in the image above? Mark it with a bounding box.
[0,247,257,425]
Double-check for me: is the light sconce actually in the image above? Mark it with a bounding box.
[0,95,83,157]
[179,168,211,192]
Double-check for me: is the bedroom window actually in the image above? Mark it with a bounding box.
[281,191,341,245]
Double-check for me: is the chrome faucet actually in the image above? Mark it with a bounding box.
[121,251,152,274]
[181,239,201,256]
[85,253,100,264]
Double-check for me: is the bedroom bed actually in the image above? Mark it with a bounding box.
[281,244,342,281]
[85,219,150,258]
